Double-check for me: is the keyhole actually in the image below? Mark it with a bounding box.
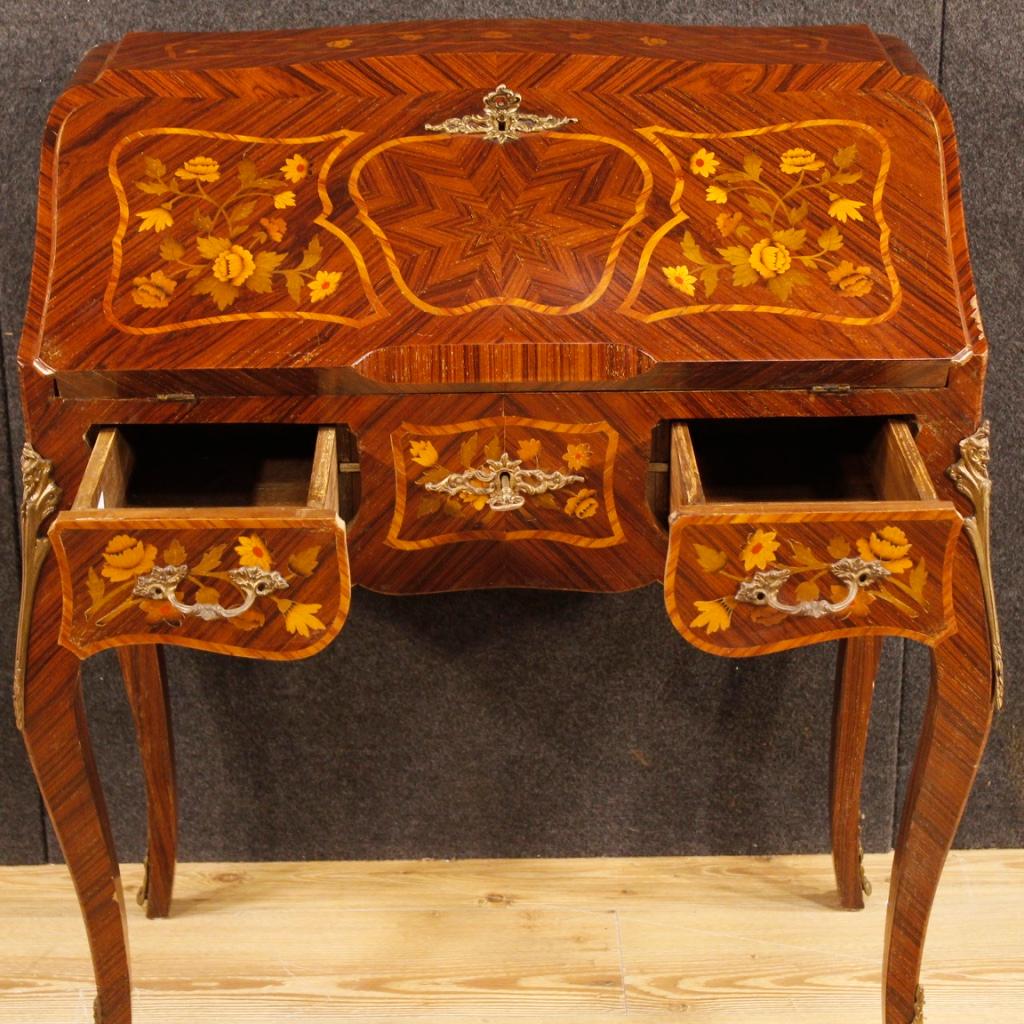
[498,471,512,492]
[497,118,507,131]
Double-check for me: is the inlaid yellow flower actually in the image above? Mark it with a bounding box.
[136,207,174,233]
[779,148,824,174]
[705,184,728,204]
[280,154,310,183]
[101,535,158,582]
[749,239,792,279]
[828,260,874,296]
[741,528,779,571]
[857,525,913,573]
[663,264,697,296]
[235,534,273,571]
[259,216,287,242]
[691,598,732,634]
[562,443,592,471]
[827,197,866,223]
[307,270,341,302]
[459,490,488,511]
[174,156,221,182]
[516,438,541,461]
[689,147,719,177]
[564,488,599,519]
[274,190,297,209]
[409,439,438,467]
[211,244,256,286]
[131,270,177,309]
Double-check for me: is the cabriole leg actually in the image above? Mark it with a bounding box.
[20,557,132,1024]
[831,636,882,909]
[883,537,994,1023]
[120,645,177,919]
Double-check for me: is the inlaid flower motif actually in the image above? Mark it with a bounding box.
[741,528,779,571]
[273,190,296,209]
[259,216,287,242]
[280,601,326,637]
[235,534,273,571]
[663,264,697,296]
[705,185,728,204]
[212,244,257,286]
[562,443,593,471]
[308,270,341,302]
[748,239,792,279]
[131,270,177,308]
[689,147,719,177]
[564,488,599,519]
[828,261,874,297]
[174,156,221,182]
[280,154,310,183]
[779,147,824,174]
[409,439,438,467]
[136,207,174,233]
[101,535,158,582]
[857,525,913,573]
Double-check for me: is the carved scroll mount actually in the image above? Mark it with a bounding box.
[14,444,63,731]
[948,420,1004,709]
[133,564,288,621]
[424,451,583,512]
[735,557,889,619]
[424,84,577,144]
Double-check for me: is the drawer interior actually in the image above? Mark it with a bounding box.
[75,424,342,512]
[668,417,936,512]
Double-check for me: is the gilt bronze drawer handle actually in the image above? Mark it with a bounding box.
[424,451,583,512]
[424,84,577,144]
[735,557,890,619]
[133,564,289,621]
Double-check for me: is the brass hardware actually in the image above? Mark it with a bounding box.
[948,421,1004,709]
[13,444,62,731]
[857,841,872,897]
[810,384,854,395]
[735,557,889,618]
[133,564,288,620]
[338,462,361,473]
[425,84,577,144]
[913,984,925,1023]
[424,451,583,512]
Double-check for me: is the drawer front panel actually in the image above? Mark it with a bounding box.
[665,506,960,655]
[51,514,349,659]
[386,416,624,551]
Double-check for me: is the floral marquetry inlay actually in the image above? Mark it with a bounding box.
[387,417,625,550]
[624,120,900,325]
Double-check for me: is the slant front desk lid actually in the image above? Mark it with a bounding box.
[22,19,979,397]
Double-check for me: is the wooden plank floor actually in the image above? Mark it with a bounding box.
[1,851,1021,1022]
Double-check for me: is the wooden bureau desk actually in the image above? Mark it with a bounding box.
[12,20,1003,1024]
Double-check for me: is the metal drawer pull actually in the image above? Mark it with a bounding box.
[424,84,577,144]
[424,451,583,512]
[735,557,890,619]
[133,564,289,621]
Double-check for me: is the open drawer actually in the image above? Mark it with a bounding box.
[664,418,962,655]
[50,424,351,659]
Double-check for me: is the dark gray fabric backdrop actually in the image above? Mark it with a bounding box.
[0,1,1020,866]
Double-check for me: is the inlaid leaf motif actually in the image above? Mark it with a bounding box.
[691,598,732,634]
[194,585,221,605]
[86,567,105,610]
[833,144,858,169]
[193,544,226,575]
[415,494,444,517]
[788,539,820,567]
[533,492,559,510]
[827,535,851,559]
[483,435,502,461]
[163,539,187,565]
[795,580,820,603]
[693,543,727,573]
[907,558,928,603]
[288,545,322,577]
[159,237,185,262]
[228,608,265,631]
[460,432,481,469]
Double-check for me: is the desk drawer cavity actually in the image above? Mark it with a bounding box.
[51,424,351,659]
[663,418,961,655]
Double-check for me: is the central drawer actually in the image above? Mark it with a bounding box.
[663,418,962,655]
[50,425,351,659]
